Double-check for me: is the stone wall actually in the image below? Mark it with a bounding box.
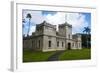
[56,37,66,49]
[42,35,57,52]
[23,38,32,49]
[32,36,43,51]
[23,21,82,52]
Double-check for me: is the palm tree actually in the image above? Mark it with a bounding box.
[22,19,26,23]
[22,19,25,37]
[26,13,32,36]
[83,27,91,34]
[83,26,91,48]
[22,19,25,28]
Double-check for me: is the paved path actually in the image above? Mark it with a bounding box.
[47,51,64,61]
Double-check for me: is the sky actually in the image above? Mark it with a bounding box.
[22,10,91,36]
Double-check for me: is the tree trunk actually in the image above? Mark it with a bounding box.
[27,19,31,36]
[86,33,88,48]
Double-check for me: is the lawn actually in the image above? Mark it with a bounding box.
[23,48,91,62]
[59,49,91,60]
[23,49,56,62]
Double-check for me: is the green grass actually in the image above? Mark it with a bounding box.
[23,49,56,62]
[59,49,91,60]
[23,48,91,62]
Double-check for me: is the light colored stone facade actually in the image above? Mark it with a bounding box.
[23,21,82,52]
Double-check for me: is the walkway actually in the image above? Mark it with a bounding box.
[47,51,64,61]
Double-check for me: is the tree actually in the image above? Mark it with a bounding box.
[22,19,26,23]
[22,19,25,28]
[22,19,25,37]
[83,27,91,34]
[26,13,32,36]
[83,26,91,48]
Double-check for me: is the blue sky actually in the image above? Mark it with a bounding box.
[42,11,57,16]
[82,13,91,26]
[22,10,91,36]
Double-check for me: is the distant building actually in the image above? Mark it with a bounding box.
[23,21,82,52]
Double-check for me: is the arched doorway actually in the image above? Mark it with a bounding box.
[68,43,71,50]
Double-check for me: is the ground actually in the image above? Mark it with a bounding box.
[23,48,91,62]
[59,49,91,60]
[23,49,56,62]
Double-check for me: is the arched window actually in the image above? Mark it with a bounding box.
[48,40,51,47]
[62,42,63,47]
[57,41,59,47]
[39,40,40,48]
[79,43,81,48]
[73,43,74,47]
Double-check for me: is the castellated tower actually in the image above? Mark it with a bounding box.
[58,22,72,39]
[58,22,72,49]
[35,21,57,51]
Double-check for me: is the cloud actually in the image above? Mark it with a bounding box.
[29,26,36,35]
[44,12,89,34]
[67,13,89,34]
[23,10,46,24]
[22,10,90,36]
[22,10,46,36]
[44,12,67,30]
[46,12,66,24]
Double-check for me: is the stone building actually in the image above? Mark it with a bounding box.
[23,21,82,52]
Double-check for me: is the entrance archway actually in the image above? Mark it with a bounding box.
[68,43,71,50]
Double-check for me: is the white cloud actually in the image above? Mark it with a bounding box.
[23,10,89,35]
[67,13,88,34]
[45,12,66,30]
[29,26,36,35]
[23,10,46,24]
[23,10,46,35]
[45,12,88,34]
